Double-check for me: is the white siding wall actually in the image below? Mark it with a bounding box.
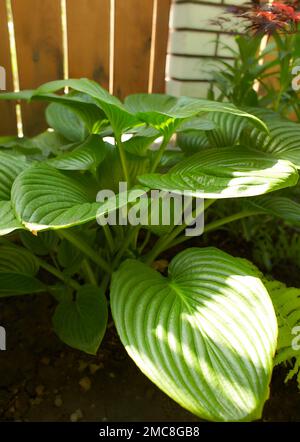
[166,0,245,98]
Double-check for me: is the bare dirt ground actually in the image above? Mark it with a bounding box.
[0,292,299,422]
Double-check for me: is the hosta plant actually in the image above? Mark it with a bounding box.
[0,79,300,421]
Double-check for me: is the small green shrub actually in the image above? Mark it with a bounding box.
[0,79,300,420]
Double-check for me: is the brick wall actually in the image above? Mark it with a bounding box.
[166,0,245,98]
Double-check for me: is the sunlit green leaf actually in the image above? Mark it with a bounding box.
[139,148,298,199]
[111,247,277,421]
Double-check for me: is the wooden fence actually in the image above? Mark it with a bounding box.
[0,0,171,136]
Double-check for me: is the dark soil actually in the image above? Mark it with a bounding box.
[0,294,199,422]
[0,233,300,422]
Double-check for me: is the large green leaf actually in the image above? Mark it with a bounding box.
[0,244,39,275]
[46,135,107,171]
[28,130,70,156]
[20,230,58,256]
[11,164,100,231]
[177,109,300,169]
[0,151,30,235]
[158,150,185,170]
[0,90,33,100]
[138,147,298,199]
[177,131,210,154]
[206,112,248,147]
[0,131,68,158]
[0,136,19,146]
[0,89,106,133]
[35,79,138,136]
[0,151,29,200]
[241,114,300,168]
[111,247,277,421]
[53,285,108,354]
[46,102,87,142]
[11,163,147,231]
[176,112,248,154]
[0,201,23,235]
[0,273,45,297]
[177,116,216,132]
[125,94,268,136]
[245,195,300,226]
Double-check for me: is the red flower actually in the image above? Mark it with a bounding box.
[221,1,300,35]
[273,1,300,21]
[256,10,277,21]
[273,2,295,15]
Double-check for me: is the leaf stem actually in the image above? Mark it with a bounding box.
[58,230,111,274]
[37,257,81,291]
[81,259,97,285]
[138,230,151,254]
[150,134,171,173]
[112,225,140,269]
[115,134,131,187]
[204,210,263,234]
[145,199,215,265]
[0,236,80,291]
[157,210,263,255]
[102,224,115,254]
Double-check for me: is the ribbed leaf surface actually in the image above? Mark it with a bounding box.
[11,164,147,231]
[206,112,248,147]
[0,273,45,297]
[0,152,30,235]
[177,131,210,154]
[125,94,267,134]
[46,102,87,142]
[53,285,108,354]
[246,195,300,226]
[35,79,138,135]
[241,118,300,168]
[0,151,29,200]
[138,148,298,199]
[47,135,107,171]
[11,164,99,231]
[0,244,39,275]
[0,201,22,235]
[111,247,277,421]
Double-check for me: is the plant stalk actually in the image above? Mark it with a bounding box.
[81,259,97,285]
[37,258,81,291]
[204,210,263,234]
[58,230,111,274]
[145,199,215,264]
[150,134,171,173]
[115,134,131,187]
[102,224,115,255]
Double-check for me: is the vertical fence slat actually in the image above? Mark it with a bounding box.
[66,0,110,89]
[114,0,154,99]
[0,0,17,135]
[152,0,171,93]
[12,0,63,135]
